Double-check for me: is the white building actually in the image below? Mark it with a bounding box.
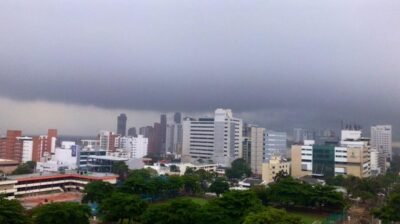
[118,135,148,159]
[371,125,392,161]
[370,148,380,176]
[98,130,119,151]
[182,109,243,167]
[17,137,33,163]
[37,141,79,172]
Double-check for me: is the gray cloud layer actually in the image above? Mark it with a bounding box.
[0,1,400,137]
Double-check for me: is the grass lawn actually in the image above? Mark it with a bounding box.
[155,196,209,206]
[289,211,328,224]
[175,196,209,206]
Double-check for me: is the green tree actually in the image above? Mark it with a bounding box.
[243,207,304,224]
[373,193,400,223]
[225,159,252,179]
[82,181,114,203]
[166,175,183,197]
[266,177,313,208]
[12,161,36,175]
[122,169,153,194]
[182,174,201,195]
[32,202,91,224]
[208,178,229,197]
[273,170,289,182]
[0,197,30,224]
[141,199,201,224]
[202,190,263,224]
[310,185,346,211]
[111,161,129,180]
[251,185,269,205]
[100,192,147,224]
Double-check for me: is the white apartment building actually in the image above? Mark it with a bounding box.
[17,137,33,163]
[118,135,148,159]
[182,109,243,167]
[371,125,392,160]
[98,130,119,152]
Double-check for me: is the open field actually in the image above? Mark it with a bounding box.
[19,192,83,209]
[289,211,328,224]
[177,196,209,205]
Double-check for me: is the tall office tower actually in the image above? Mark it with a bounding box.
[117,114,127,136]
[293,128,304,143]
[182,108,243,166]
[139,126,153,137]
[0,130,23,162]
[149,123,162,156]
[160,114,167,153]
[98,130,119,152]
[165,124,175,154]
[371,125,392,161]
[249,126,265,175]
[173,122,183,157]
[174,112,182,124]
[264,130,287,160]
[293,128,314,144]
[127,127,137,137]
[242,123,251,164]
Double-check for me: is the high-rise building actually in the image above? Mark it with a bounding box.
[249,126,265,175]
[0,130,23,162]
[182,109,243,166]
[160,114,167,153]
[242,123,251,164]
[165,124,175,154]
[127,127,137,137]
[18,137,33,163]
[174,112,182,124]
[117,114,127,136]
[152,122,162,156]
[264,130,287,160]
[293,128,314,144]
[371,125,392,161]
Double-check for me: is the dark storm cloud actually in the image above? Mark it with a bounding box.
[1,0,400,136]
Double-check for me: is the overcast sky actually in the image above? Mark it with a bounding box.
[0,0,399,138]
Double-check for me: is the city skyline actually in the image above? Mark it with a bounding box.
[1,1,400,139]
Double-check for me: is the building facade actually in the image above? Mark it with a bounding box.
[264,130,287,160]
[249,126,265,175]
[262,155,290,183]
[117,113,127,136]
[182,109,242,167]
[291,130,370,179]
[371,125,392,162]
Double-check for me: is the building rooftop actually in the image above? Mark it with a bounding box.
[6,171,117,181]
[88,155,129,161]
[0,159,19,165]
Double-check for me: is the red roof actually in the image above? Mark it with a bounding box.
[16,174,117,183]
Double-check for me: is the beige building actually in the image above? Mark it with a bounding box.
[250,126,265,175]
[291,130,370,179]
[262,155,290,183]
